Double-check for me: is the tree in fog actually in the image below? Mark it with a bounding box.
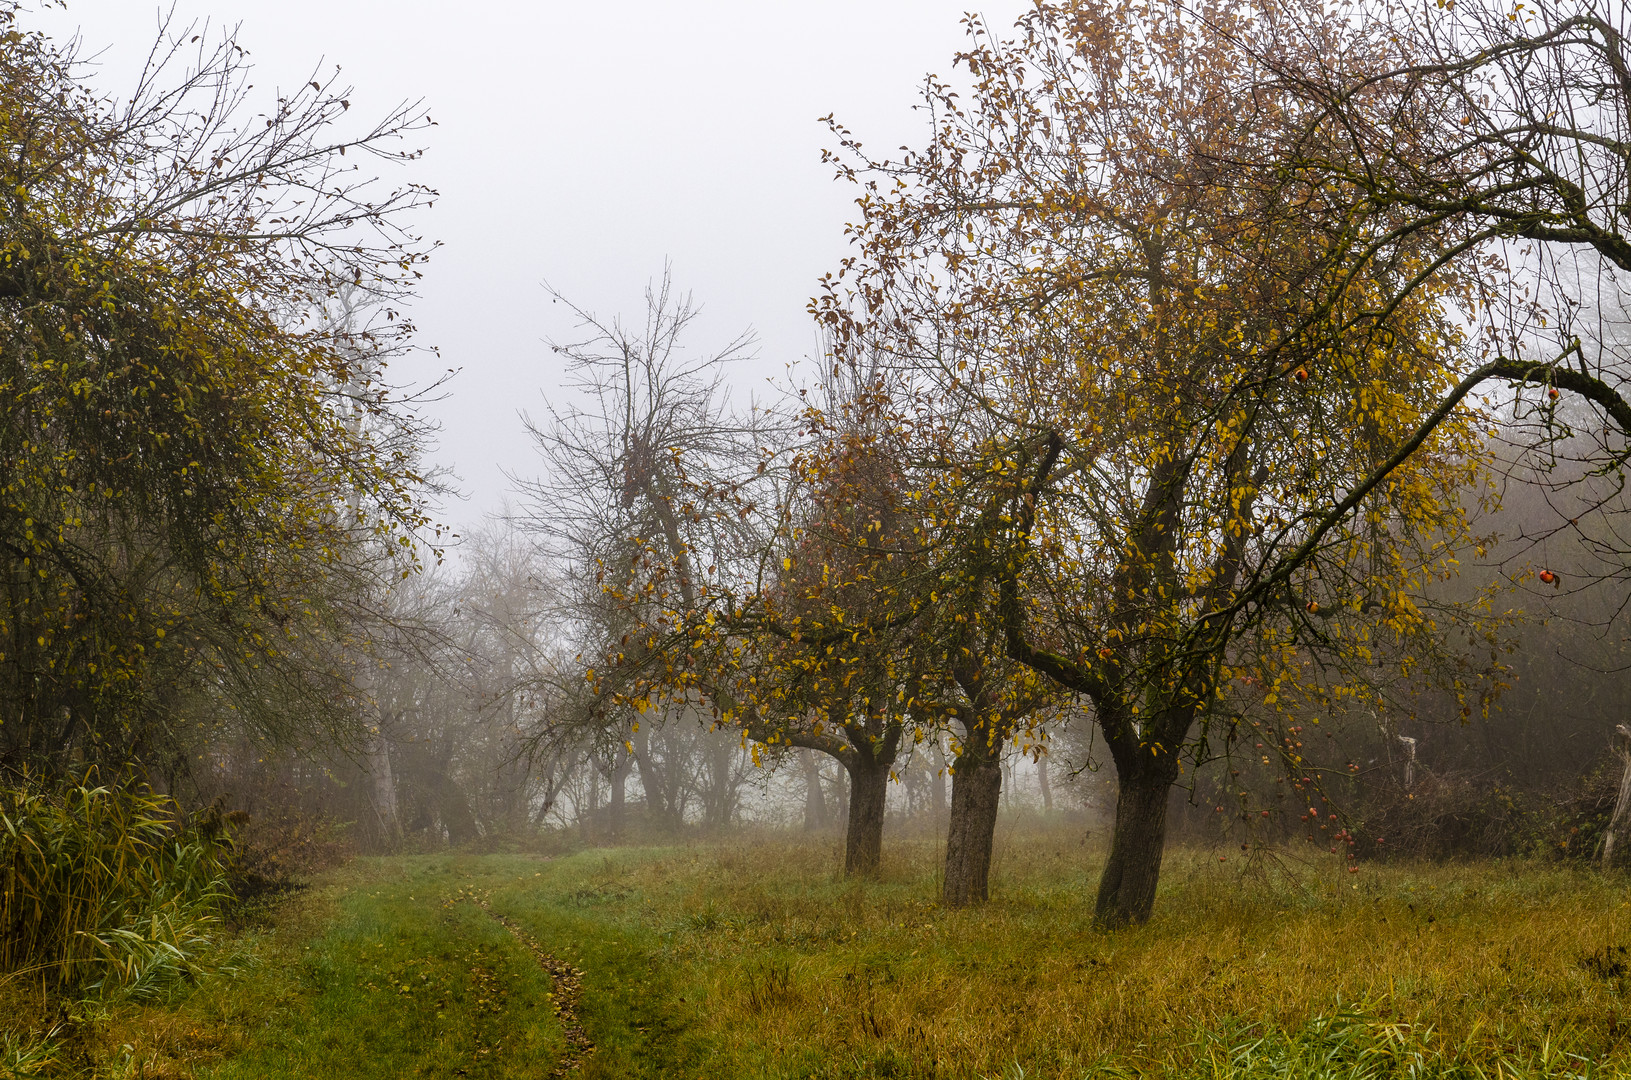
[1266,0,1631,862]
[614,347,1075,889]
[722,423,926,876]
[751,364,1069,898]
[517,272,775,836]
[811,0,1504,925]
[366,522,571,843]
[0,5,437,779]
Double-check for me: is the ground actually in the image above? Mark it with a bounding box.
[21,828,1631,1078]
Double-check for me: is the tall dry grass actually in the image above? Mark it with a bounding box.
[0,777,232,998]
[488,830,1631,1076]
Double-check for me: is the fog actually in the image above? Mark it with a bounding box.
[37,0,1029,523]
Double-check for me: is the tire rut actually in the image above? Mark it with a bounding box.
[448,887,594,1077]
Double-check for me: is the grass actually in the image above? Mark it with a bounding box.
[198,859,568,1080]
[0,780,233,997]
[469,833,1631,1077]
[0,857,566,1078]
[13,827,1631,1077]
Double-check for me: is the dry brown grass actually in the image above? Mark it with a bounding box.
[492,827,1631,1076]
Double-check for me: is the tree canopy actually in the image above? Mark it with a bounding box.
[0,4,437,772]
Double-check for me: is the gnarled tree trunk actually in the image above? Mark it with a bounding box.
[1095,755,1179,927]
[943,754,1002,907]
[939,658,1049,907]
[845,759,890,876]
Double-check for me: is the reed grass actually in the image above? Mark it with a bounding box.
[0,778,232,997]
[0,1023,63,1078]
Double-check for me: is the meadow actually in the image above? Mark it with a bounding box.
[17,828,1631,1078]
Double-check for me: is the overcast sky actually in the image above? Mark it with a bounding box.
[30,0,1026,537]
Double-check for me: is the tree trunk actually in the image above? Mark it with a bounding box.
[1603,725,1631,867]
[833,758,850,825]
[943,755,1003,907]
[363,725,402,850]
[438,770,480,846]
[609,750,630,840]
[581,764,600,845]
[703,737,737,831]
[801,749,828,831]
[931,739,948,820]
[1095,762,1177,927]
[1037,754,1053,813]
[845,760,889,877]
[630,724,681,833]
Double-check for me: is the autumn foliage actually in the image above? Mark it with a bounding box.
[577,0,1540,926]
[0,5,436,772]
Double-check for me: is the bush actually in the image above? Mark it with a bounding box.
[0,777,232,997]
[1351,764,1624,863]
[224,804,353,908]
[1538,763,1621,860]
[1349,773,1531,860]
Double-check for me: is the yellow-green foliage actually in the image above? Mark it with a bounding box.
[0,779,230,996]
[0,3,435,771]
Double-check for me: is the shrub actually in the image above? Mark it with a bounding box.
[0,777,232,997]
[223,804,352,908]
[1351,765,1623,863]
[1349,773,1531,860]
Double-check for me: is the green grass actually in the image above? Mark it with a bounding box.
[200,859,566,1079]
[25,830,1631,1077]
[10,857,569,1078]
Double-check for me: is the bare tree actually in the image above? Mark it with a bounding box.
[515,269,777,836]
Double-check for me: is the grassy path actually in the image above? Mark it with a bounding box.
[181,853,708,1079]
[200,859,568,1079]
[456,886,593,1075]
[106,836,1631,1078]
